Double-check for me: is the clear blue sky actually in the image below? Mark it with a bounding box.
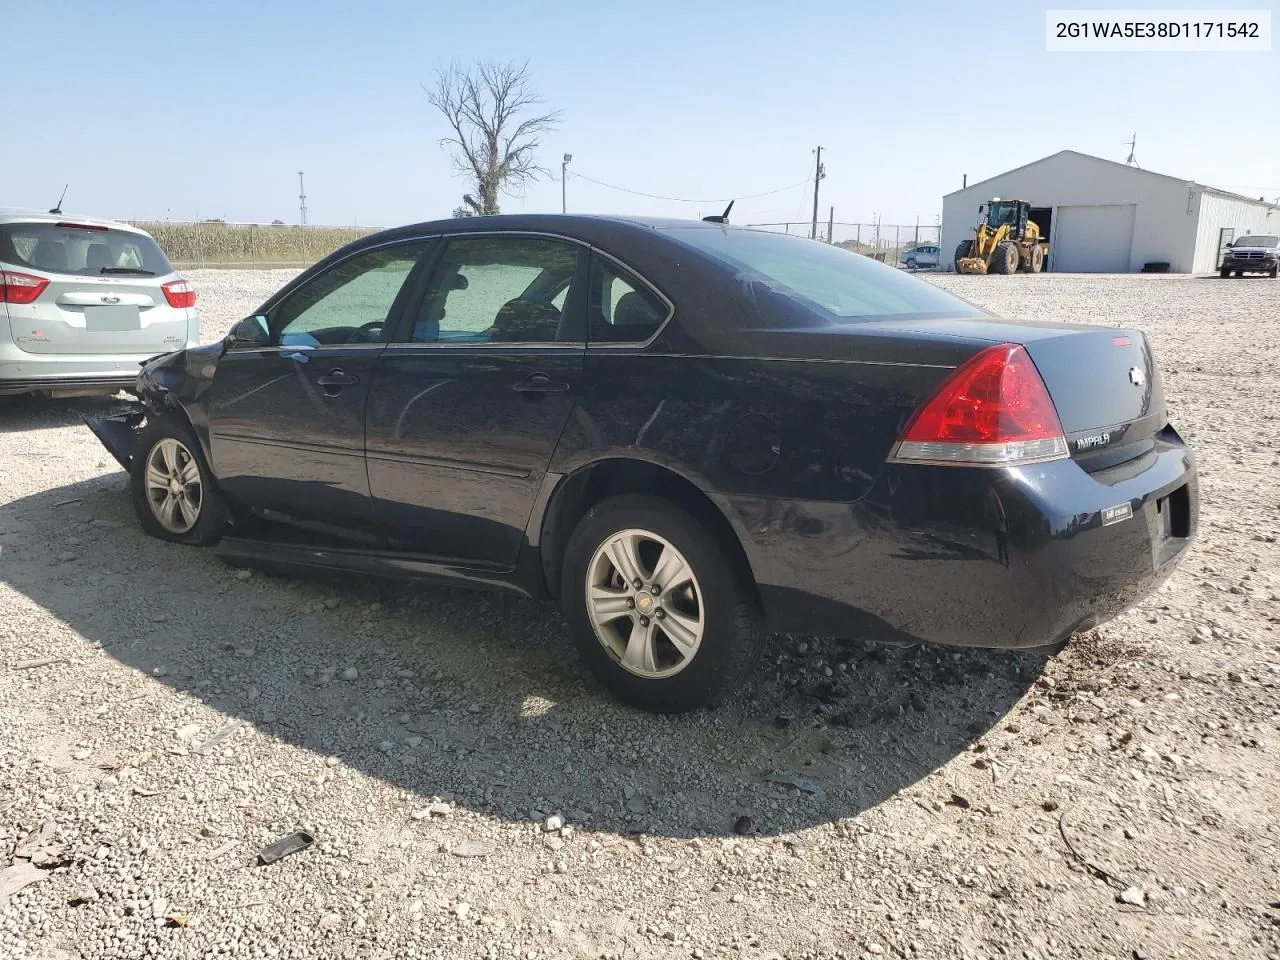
[7,0,1277,228]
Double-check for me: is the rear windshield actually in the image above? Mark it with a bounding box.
[1237,236,1278,248]
[0,222,173,277]
[666,227,983,322]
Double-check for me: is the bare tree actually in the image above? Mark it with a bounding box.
[425,60,561,216]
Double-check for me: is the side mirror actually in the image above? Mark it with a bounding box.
[227,315,271,347]
[1224,242,1233,249]
[978,204,985,214]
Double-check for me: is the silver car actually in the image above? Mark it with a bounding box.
[1,210,198,397]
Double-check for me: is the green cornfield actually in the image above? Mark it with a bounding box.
[132,222,377,267]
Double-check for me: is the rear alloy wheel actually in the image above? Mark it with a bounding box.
[561,495,765,713]
[991,240,1020,274]
[130,419,222,545]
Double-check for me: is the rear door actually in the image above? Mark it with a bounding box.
[365,234,586,566]
[206,240,432,544]
[0,220,193,355]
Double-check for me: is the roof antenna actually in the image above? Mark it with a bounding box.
[1125,133,1138,167]
[702,200,734,224]
[49,184,69,215]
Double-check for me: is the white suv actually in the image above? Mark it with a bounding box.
[1,210,198,397]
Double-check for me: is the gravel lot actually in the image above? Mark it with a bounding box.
[2,269,1278,960]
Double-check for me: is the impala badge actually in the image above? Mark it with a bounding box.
[1129,366,1145,387]
[101,295,121,304]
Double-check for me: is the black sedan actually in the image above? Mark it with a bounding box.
[87,215,1198,713]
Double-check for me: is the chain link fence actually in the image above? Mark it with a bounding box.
[126,221,378,269]
[744,221,943,268]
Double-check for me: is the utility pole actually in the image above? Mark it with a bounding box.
[561,154,572,214]
[298,171,307,226]
[962,173,968,189]
[810,146,825,240]
[827,206,834,245]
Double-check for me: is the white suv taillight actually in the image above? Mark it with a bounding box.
[161,278,196,308]
[0,270,50,305]
[888,343,1069,467]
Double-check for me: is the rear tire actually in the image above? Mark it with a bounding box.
[906,258,917,270]
[560,494,765,713]
[1028,243,1044,273]
[130,417,222,546]
[991,241,1019,274]
[953,241,972,272]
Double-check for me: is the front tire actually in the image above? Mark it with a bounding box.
[130,418,222,545]
[953,241,972,272]
[991,240,1019,274]
[560,494,765,713]
[1220,267,1230,278]
[906,258,917,270]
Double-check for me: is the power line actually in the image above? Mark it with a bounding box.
[567,170,812,204]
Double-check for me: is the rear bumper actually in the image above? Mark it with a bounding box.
[739,432,1198,650]
[0,347,148,395]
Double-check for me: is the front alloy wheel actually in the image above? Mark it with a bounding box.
[144,437,203,534]
[586,529,705,679]
[130,418,222,545]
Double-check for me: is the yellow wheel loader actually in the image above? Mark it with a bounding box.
[954,199,1048,275]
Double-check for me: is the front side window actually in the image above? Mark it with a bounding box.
[409,236,580,344]
[667,227,984,323]
[0,222,173,277]
[587,256,668,344]
[275,242,429,347]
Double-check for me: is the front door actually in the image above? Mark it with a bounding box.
[366,234,586,567]
[206,241,431,544]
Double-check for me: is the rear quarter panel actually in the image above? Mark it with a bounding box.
[557,349,957,575]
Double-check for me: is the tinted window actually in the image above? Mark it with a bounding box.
[0,222,173,277]
[667,227,983,322]
[409,236,580,344]
[276,243,428,347]
[588,257,668,344]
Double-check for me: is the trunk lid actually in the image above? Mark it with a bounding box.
[1020,328,1166,469]
[859,316,1168,471]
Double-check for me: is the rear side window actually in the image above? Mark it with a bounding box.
[0,222,173,277]
[587,256,669,344]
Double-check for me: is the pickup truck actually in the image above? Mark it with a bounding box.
[1220,235,1279,278]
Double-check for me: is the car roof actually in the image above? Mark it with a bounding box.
[368,213,753,243]
[0,208,149,236]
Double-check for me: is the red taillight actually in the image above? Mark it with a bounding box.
[0,270,50,305]
[890,343,1068,466]
[54,221,109,231]
[161,278,196,308]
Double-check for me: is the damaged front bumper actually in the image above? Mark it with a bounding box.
[83,401,146,472]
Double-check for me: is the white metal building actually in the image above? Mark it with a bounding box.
[940,150,1279,274]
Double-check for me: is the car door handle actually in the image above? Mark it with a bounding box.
[317,369,359,396]
[512,373,570,394]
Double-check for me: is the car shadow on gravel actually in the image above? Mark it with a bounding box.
[2,471,1045,840]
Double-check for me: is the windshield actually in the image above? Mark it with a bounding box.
[987,203,1021,228]
[666,227,984,322]
[1236,236,1279,248]
[0,222,173,277]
